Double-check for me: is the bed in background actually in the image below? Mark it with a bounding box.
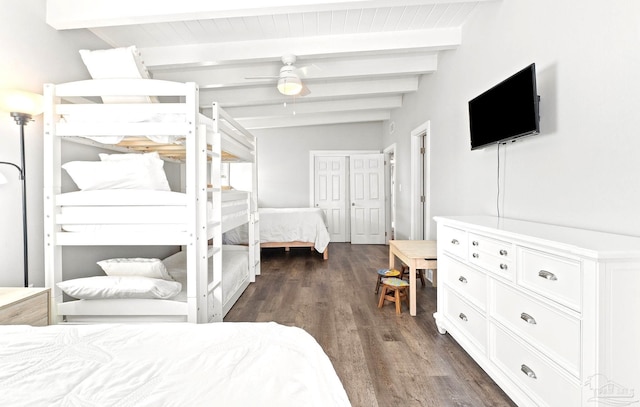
[224,208,331,260]
[0,322,351,406]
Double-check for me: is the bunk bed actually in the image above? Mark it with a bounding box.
[0,322,351,406]
[43,77,260,323]
[224,208,330,260]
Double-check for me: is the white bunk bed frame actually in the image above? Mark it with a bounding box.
[43,78,260,323]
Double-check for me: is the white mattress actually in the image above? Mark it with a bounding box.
[163,245,249,304]
[224,207,331,253]
[57,190,232,232]
[0,322,351,407]
[57,189,187,206]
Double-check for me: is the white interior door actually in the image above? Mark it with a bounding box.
[314,156,348,242]
[350,154,385,244]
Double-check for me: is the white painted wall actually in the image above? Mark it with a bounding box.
[384,0,640,239]
[253,122,383,207]
[0,1,105,286]
[0,1,179,287]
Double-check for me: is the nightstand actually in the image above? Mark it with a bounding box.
[0,287,50,326]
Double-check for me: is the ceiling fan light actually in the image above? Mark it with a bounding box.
[277,75,302,96]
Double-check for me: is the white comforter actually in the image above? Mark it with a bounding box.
[224,208,331,253]
[0,322,350,407]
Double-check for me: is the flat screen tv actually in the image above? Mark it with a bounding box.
[469,63,540,150]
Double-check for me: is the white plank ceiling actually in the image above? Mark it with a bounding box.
[46,0,494,130]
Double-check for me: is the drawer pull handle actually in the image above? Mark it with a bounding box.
[451,239,459,245]
[459,313,468,322]
[521,364,537,379]
[538,270,558,281]
[472,241,479,246]
[472,253,479,258]
[458,276,468,284]
[499,263,508,270]
[520,312,537,325]
[499,249,508,256]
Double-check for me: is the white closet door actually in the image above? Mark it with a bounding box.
[314,156,348,242]
[350,154,385,244]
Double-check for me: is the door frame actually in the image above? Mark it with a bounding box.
[383,143,396,245]
[410,121,432,240]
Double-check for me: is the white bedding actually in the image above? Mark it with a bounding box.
[0,322,351,407]
[58,191,189,232]
[224,208,331,253]
[57,190,248,233]
[164,245,249,304]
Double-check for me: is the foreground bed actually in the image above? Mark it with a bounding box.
[0,322,351,406]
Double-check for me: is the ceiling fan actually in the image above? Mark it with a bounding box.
[246,55,311,96]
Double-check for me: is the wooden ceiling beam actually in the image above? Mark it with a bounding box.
[138,28,460,69]
[47,0,486,29]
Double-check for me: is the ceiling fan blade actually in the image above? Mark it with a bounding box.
[296,63,322,78]
[298,83,311,96]
[244,76,279,80]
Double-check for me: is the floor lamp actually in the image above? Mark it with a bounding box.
[0,89,43,287]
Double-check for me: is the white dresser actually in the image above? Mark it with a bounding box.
[434,216,640,407]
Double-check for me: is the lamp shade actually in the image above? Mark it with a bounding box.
[277,74,303,96]
[0,89,44,116]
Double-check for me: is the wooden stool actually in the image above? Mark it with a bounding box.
[378,277,409,315]
[375,268,401,294]
[400,264,426,287]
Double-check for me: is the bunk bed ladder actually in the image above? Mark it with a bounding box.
[208,102,223,322]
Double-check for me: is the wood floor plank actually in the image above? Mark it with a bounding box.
[225,243,516,407]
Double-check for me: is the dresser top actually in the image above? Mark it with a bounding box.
[0,287,49,309]
[434,216,640,259]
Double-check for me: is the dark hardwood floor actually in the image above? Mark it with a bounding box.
[225,243,517,407]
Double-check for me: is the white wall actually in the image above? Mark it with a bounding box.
[385,0,640,239]
[253,122,383,207]
[0,1,181,287]
[0,0,110,286]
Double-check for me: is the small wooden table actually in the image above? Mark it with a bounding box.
[389,240,437,316]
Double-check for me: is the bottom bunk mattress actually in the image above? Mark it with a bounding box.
[224,207,331,254]
[56,245,249,322]
[0,322,351,407]
[163,245,249,305]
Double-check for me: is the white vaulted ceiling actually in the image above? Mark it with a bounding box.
[46,0,494,130]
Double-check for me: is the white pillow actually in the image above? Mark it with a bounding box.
[79,46,156,104]
[80,46,150,80]
[98,152,171,191]
[57,276,182,300]
[97,258,173,280]
[62,159,170,191]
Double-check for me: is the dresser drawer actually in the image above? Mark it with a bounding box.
[491,280,581,377]
[442,256,487,311]
[518,248,581,311]
[445,290,487,353]
[490,325,581,407]
[440,225,467,259]
[469,233,515,262]
[468,233,514,280]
